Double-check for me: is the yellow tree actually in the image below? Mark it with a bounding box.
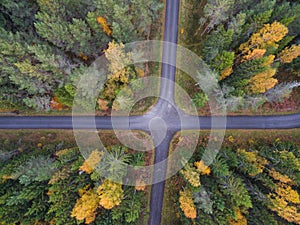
[236,22,288,94]
[103,41,138,101]
[228,209,247,225]
[179,188,197,219]
[277,44,300,63]
[97,179,124,209]
[80,150,104,174]
[194,160,211,175]
[239,21,288,56]
[236,149,268,176]
[268,182,300,224]
[180,163,201,187]
[241,48,266,62]
[268,168,293,184]
[97,16,112,36]
[71,188,99,224]
[247,68,278,93]
[247,55,278,94]
[219,66,233,80]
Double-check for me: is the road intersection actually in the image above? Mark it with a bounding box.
[1,0,300,224]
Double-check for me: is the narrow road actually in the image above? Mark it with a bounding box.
[1,114,300,130]
[0,0,300,225]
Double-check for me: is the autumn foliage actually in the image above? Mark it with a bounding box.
[80,150,104,174]
[179,189,197,219]
[194,160,211,175]
[71,187,99,224]
[228,209,247,225]
[239,21,288,56]
[97,16,112,36]
[268,183,300,224]
[135,178,146,191]
[278,45,300,63]
[180,164,201,187]
[97,179,124,209]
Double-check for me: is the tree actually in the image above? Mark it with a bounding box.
[199,0,235,35]
[95,146,131,182]
[268,182,300,224]
[101,41,138,103]
[71,187,99,224]
[241,48,266,62]
[211,50,235,74]
[192,92,208,108]
[239,21,288,57]
[236,148,268,176]
[222,57,268,96]
[80,150,104,174]
[97,179,124,210]
[194,160,211,175]
[111,187,144,224]
[202,27,233,63]
[247,67,277,94]
[179,188,197,219]
[92,0,163,42]
[277,44,300,63]
[228,209,247,225]
[180,163,201,187]
[0,0,162,112]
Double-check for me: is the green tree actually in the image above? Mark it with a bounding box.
[199,0,235,35]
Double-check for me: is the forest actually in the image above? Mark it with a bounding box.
[0,131,151,225]
[1,0,299,114]
[0,0,162,113]
[163,130,300,225]
[178,0,300,114]
[0,0,300,225]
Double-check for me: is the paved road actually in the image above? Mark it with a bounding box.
[1,0,300,224]
[1,113,300,130]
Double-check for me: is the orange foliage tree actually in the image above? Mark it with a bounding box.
[194,160,211,175]
[239,21,288,57]
[179,188,197,219]
[71,187,99,224]
[97,16,112,36]
[277,44,300,63]
[97,179,124,209]
[268,182,300,224]
[228,209,247,225]
[80,150,104,174]
[241,48,266,62]
[135,178,146,191]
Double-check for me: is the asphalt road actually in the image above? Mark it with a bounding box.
[1,0,300,224]
[1,113,300,130]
